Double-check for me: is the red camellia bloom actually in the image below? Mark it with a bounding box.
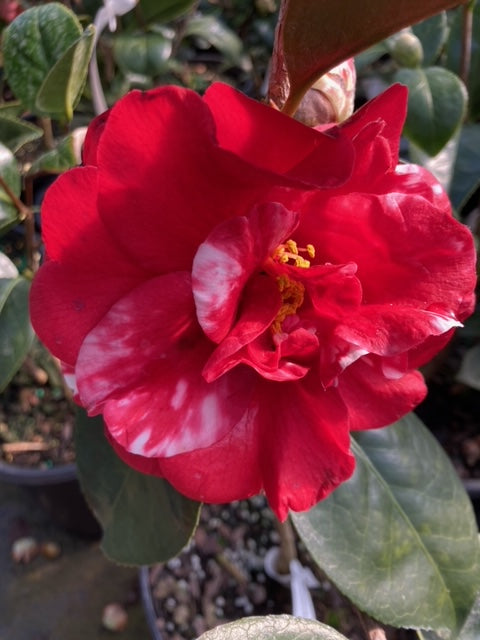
[30,82,476,520]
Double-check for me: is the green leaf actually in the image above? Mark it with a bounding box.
[27,131,81,176]
[3,3,83,116]
[197,615,349,640]
[0,141,21,235]
[184,14,244,65]
[0,277,34,392]
[35,25,95,121]
[412,12,449,66]
[75,410,201,565]
[395,66,467,156]
[269,0,468,114]
[0,115,43,153]
[137,0,196,24]
[456,344,480,391]
[449,124,480,212]
[292,414,480,636]
[113,30,173,77]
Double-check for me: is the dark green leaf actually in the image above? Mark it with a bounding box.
[0,277,34,392]
[184,14,244,65]
[0,142,21,235]
[412,12,449,66]
[36,25,95,121]
[27,132,81,176]
[269,0,468,114]
[449,124,480,212]
[75,410,201,565]
[137,0,196,24]
[456,344,480,390]
[197,615,349,640]
[0,115,43,153]
[113,31,173,77]
[292,414,480,635]
[395,66,467,155]
[3,3,83,116]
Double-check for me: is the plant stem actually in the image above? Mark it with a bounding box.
[274,516,297,575]
[0,175,38,271]
[460,1,474,87]
[40,117,55,150]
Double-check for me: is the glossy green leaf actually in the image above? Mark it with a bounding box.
[137,0,196,24]
[446,2,480,120]
[269,0,466,114]
[395,66,467,156]
[0,142,21,235]
[3,3,83,116]
[75,410,201,565]
[36,25,95,121]
[113,30,173,77]
[197,615,349,640]
[184,14,244,65]
[449,124,480,212]
[0,277,34,392]
[27,131,83,176]
[419,590,480,640]
[412,12,449,66]
[293,414,480,635]
[0,115,43,154]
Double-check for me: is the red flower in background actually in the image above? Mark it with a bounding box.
[30,83,476,520]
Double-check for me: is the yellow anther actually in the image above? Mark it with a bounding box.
[273,239,316,269]
[271,275,305,334]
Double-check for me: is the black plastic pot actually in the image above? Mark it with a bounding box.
[140,566,163,640]
[0,459,101,538]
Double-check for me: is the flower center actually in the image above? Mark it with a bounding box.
[273,239,315,268]
[271,274,305,334]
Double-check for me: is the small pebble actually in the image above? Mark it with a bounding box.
[101,603,128,632]
[40,541,61,560]
[11,537,39,564]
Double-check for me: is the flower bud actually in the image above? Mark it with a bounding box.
[294,58,356,127]
[390,32,423,68]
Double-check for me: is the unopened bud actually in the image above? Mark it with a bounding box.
[390,32,423,68]
[294,58,356,127]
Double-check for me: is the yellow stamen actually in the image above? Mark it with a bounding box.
[271,274,305,334]
[273,239,316,269]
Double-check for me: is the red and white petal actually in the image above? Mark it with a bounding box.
[192,203,298,343]
[338,355,427,431]
[76,273,256,458]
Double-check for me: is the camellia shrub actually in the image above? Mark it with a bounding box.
[1,1,479,639]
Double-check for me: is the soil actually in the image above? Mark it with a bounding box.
[146,498,415,640]
[0,339,77,468]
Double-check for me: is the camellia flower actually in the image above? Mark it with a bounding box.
[30,82,476,520]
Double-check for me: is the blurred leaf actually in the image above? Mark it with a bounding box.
[449,124,480,212]
[395,66,467,155]
[412,11,449,65]
[75,410,201,565]
[0,277,34,392]
[293,413,480,635]
[197,615,349,640]
[184,14,244,65]
[269,0,468,114]
[27,132,82,176]
[137,0,196,23]
[409,134,459,195]
[0,102,23,119]
[0,142,21,235]
[113,30,173,77]
[0,115,43,153]
[446,2,480,120]
[3,3,83,116]
[36,25,95,121]
[354,43,388,73]
[457,344,480,390]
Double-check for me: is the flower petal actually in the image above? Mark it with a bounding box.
[192,203,298,342]
[76,273,255,457]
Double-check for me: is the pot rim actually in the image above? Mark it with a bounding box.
[0,459,77,486]
[139,566,163,640]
